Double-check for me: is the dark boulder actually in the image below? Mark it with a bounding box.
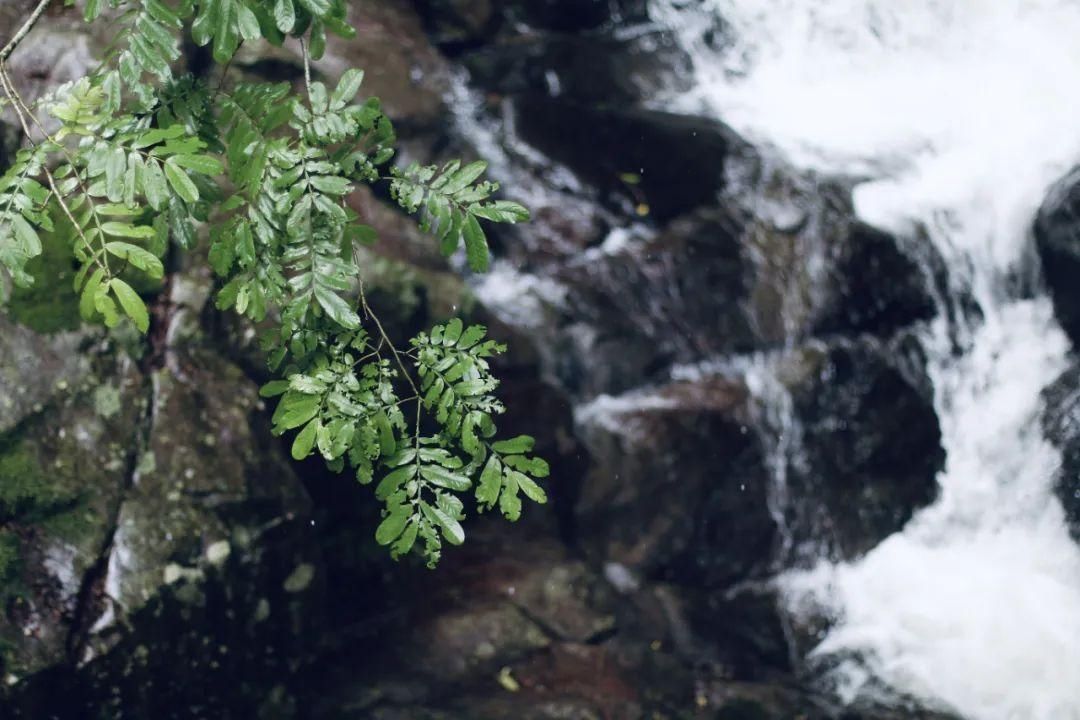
[781,338,944,560]
[1035,165,1080,347]
[1042,363,1080,540]
[415,0,648,43]
[514,97,741,223]
[542,164,939,398]
[812,222,938,337]
[574,376,777,585]
[461,30,692,106]
[552,209,754,396]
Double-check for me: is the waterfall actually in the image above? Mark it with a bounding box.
[652,1,1080,717]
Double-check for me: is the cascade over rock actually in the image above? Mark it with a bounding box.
[1035,166,1080,348]
[1042,364,1080,540]
[782,338,943,560]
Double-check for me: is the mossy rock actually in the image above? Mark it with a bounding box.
[0,362,145,680]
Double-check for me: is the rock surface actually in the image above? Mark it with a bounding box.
[781,338,944,560]
[0,2,958,719]
[1042,363,1080,540]
[1035,165,1080,347]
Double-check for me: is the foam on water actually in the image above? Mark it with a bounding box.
[651,1,1080,717]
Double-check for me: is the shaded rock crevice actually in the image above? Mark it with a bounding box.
[63,366,155,665]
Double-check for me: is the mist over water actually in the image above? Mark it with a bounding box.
[653,1,1080,717]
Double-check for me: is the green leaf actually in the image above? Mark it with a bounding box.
[375,411,396,456]
[96,203,142,217]
[236,1,262,41]
[442,317,463,345]
[504,455,550,478]
[163,158,199,202]
[105,242,164,278]
[463,214,489,272]
[461,414,481,455]
[308,81,328,115]
[79,267,105,321]
[171,154,224,175]
[472,200,530,224]
[492,436,535,454]
[376,465,415,501]
[274,0,295,32]
[331,69,364,110]
[443,161,488,195]
[510,471,547,504]
[422,503,465,545]
[145,0,182,28]
[499,473,522,521]
[101,222,156,239]
[375,506,410,546]
[476,455,502,508]
[105,146,126,202]
[133,125,187,149]
[314,286,361,329]
[110,278,149,332]
[10,215,41,257]
[273,392,321,430]
[308,19,326,60]
[419,464,471,492]
[308,175,350,195]
[95,282,120,327]
[297,0,331,17]
[390,519,418,558]
[259,380,291,398]
[84,0,103,21]
[292,418,320,460]
[142,160,169,210]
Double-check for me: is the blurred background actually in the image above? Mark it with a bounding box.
[3,1,1080,719]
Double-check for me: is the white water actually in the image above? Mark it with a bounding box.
[652,1,1080,717]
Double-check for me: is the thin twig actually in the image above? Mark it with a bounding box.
[360,288,419,400]
[0,60,110,275]
[213,44,241,100]
[0,0,52,63]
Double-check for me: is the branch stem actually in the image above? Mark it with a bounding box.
[0,0,51,63]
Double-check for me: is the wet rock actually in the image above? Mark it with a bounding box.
[498,0,648,32]
[91,348,310,631]
[575,376,777,583]
[810,222,938,337]
[1042,363,1080,540]
[514,97,741,223]
[1035,165,1080,347]
[781,337,944,560]
[545,167,937,397]
[418,0,647,42]
[551,209,755,397]
[0,354,144,680]
[3,268,321,715]
[0,316,92,435]
[719,153,939,345]
[462,30,691,106]
[412,0,496,46]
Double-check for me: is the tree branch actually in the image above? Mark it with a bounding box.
[0,0,52,63]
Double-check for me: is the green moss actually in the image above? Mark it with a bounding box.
[93,384,122,419]
[0,432,80,526]
[0,434,61,520]
[6,222,81,334]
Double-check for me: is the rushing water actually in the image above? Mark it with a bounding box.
[652,1,1080,717]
